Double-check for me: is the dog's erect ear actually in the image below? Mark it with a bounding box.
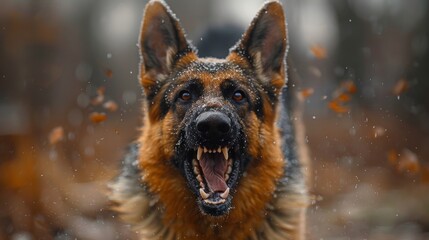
[139,0,195,95]
[229,1,287,91]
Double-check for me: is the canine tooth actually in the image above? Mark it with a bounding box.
[222,147,229,160]
[227,165,232,174]
[199,188,209,199]
[225,173,229,181]
[220,188,230,199]
[203,147,208,153]
[217,147,221,153]
[197,147,203,160]
[197,175,203,183]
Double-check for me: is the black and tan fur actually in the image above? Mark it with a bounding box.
[109,1,309,239]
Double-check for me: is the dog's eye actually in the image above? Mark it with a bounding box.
[232,90,245,102]
[179,90,192,101]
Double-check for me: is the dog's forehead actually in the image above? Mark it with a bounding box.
[174,58,248,86]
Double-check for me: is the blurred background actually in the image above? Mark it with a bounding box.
[0,0,428,239]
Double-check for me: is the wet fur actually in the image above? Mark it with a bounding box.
[109,1,309,239]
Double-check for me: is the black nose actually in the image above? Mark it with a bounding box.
[196,112,231,139]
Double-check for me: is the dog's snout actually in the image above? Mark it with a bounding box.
[196,112,231,138]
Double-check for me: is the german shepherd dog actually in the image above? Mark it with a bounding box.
[109,0,309,239]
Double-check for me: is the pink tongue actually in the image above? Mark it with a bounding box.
[199,153,228,192]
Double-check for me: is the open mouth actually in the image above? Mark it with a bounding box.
[184,145,240,216]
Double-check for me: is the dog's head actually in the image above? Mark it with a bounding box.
[138,0,287,217]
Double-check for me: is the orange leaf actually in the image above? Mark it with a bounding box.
[91,95,104,106]
[89,112,107,123]
[49,126,64,145]
[298,88,314,100]
[103,100,118,112]
[91,86,106,106]
[337,93,351,102]
[387,149,398,165]
[328,101,349,113]
[392,79,408,95]
[341,80,357,94]
[310,45,327,59]
[104,69,113,78]
[97,86,106,96]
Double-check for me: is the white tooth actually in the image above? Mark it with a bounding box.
[217,147,221,153]
[203,147,208,153]
[193,166,199,174]
[204,199,225,205]
[199,188,210,199]
[197,175,203,183]
[199,182,205,188]
[222,147,229,160]
[227,166,232,174]
[225,174,229,181]
[220,188,230,199]
[197,147,203,161]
